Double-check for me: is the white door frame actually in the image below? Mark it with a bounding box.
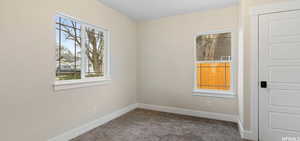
[250,1,300,140]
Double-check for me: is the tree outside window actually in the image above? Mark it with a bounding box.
[55,15,108,81]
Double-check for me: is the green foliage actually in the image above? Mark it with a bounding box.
[56,72,81,80]
[85,72,104,78]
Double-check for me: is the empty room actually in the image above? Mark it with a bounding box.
[1,0,300,141]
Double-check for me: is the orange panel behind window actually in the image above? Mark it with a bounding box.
[196,63,230,90]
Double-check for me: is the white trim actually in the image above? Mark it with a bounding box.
[54,78,111,91]
[250,0,300,15]
[54,13,112,91]
[56,12,110,31]
[249,1,300,141]
[192,89,234,95]
[238,120,257,141]
[192,93,235,98]
[194,29,235,37]
[48,104,138,141]
[192,89,235,98]
[195,60,232,63]
[138,103,238,123]
[250,14,259,141]
[193,29,237,97]
[238,120,244,138]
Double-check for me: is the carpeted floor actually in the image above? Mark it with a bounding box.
[71,109,248,141]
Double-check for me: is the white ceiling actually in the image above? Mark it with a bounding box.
[98,0,239,20]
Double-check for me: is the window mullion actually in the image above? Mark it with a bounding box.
[103,31,107,78]
[55,14,111,85]
[195,32,233,92]
[81,25,86,79]
[58,17,62,74]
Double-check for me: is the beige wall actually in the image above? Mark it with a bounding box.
[0,0,290,139]
[137,5,239,115]
[239,0,288,130]
[0,0,137,140]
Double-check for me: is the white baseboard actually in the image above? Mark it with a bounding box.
[138,103,238,123]
[48,103,138,141]
[48,103,244,141]
[238,120,257,141]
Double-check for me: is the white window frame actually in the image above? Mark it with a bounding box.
[193,29,236,98]
[54,13,111,91]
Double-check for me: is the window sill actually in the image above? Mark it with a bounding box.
[54,77,111,91]
[192,89,236,98]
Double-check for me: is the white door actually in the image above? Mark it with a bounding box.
[259,10,300,141]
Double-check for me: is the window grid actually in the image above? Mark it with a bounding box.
[56,17,82,80]
[55,15,108,81]
[196,62,231,91]
[194,32,232,93]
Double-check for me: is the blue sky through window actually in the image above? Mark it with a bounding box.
[55,16,81,55]
[55,16,82,80]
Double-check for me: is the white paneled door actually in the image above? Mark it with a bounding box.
[259,10,300,141]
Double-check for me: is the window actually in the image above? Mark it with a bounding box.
[194,31,234,96]
[55,14,110,90]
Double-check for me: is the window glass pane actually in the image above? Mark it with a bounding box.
[195,32,232,91]
[196,33,231,61]
[56,16,81,80]
[196,62,231,90]
[84,27,105,78]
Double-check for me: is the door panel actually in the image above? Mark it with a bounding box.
[259,10,300,141]
[270,112,300,132]
[270,43,300,60]
[269,19,300,36]
[269,67,300,83]
[270,90,300,108]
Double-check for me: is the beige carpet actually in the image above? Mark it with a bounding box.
[71,109,248,141]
